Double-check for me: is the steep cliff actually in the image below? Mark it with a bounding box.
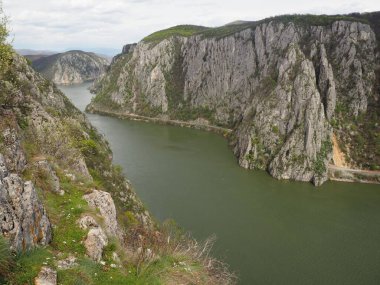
[89,13,380,186]
[0,36,234,285]
[31,50,109,84]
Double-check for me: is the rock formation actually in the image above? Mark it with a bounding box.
[89,14,380,185]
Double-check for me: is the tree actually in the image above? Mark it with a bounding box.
[0,1,13,74]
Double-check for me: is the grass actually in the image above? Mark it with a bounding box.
[143,25,208,43]
[0,236,12,282]
[314,139,333,176]
[8,247,53,284]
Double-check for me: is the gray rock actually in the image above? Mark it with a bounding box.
[0,159,52,251]
[32,50,109,85]
[77,215,98,230]
[57,255,78,269]
[83,190,122,239]
[84,227,108,262]
[89,18,377,185]
[35,160,63,195]
[34,266,57,285]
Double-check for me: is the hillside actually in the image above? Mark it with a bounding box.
[0,16,234,285]
[32,50,109,84]
[88,12,380,186]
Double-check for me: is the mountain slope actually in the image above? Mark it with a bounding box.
[88,12,380,186]
[0,27,234,285]
[32,50,109,84]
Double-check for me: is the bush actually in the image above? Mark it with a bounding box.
[0,2,13,76]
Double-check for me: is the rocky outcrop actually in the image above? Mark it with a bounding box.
[83,189,122,239]
[78,215,109,262]
[84,227,108,262]
[0,154,52,251]
[34,267,57,285]
[89,15,378,185]
[32,50,109,85]
[35,160,63,195]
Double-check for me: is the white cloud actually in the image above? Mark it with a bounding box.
[3,0,380,55]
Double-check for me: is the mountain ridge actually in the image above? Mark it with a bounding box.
[31,50,109,84]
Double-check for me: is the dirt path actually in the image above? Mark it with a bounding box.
[332,134,348,167]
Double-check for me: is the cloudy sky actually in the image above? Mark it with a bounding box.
[3,0,380,55]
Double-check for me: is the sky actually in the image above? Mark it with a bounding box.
[3,0,380,55]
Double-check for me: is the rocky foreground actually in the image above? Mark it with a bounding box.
[0,45,234,283]
[89,13,380,186]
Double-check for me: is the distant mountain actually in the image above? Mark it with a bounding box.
[32,50,109,85]
[225,20,249,26]
[16,49,57,56]
[23,54,50,62]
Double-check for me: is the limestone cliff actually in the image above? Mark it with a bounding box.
[1,42,234,285]
[89,13,380,185]
[31,50,109,85]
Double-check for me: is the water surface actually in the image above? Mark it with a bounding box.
[61,83,380,285]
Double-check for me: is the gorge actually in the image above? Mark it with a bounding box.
[63,82,380,285]
[88,13,380,186]
[1,5,380,285]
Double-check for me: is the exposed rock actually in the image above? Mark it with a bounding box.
[35,160,63,195]
[57,255,78,269]
[89,16,378,185]
[34,266,57,285]
[77,215,98,230]
[32,50,109,85]
[112,251,121,263]
[83,190,122,238]
[84,227,108,262]
[0,155,52,251]
[1,128,27,173]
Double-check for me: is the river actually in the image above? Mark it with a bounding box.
[60,83,380,285]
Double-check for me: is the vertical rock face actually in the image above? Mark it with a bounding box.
[0,155,52,251]
[83,189,122,239]
[89,16,378,185]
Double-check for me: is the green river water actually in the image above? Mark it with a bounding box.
[60,83,380,285]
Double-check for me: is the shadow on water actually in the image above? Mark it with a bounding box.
[61,83,380,285]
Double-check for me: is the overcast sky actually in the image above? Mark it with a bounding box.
[3,0,380,55]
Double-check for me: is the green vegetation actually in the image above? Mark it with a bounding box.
[314,139,333,176]
[0,236,11,282]
[245,136,269,170]
[142,14,370,44]
[9,248,53,284]
[334,100,380,170]
[143,25,208,43]
[0,2,12,75]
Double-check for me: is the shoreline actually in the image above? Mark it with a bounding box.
[87,107,380,186]
[86,107,233,136]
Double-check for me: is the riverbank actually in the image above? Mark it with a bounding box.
[62,83,380,284]
[86,107,232,136]
[86,106,380,186]
[328,165,380,184]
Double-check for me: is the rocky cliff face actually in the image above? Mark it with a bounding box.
[31,50,109,85]
[0,52,148,258]
[1,46,233,283]
[89,14,379,186]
